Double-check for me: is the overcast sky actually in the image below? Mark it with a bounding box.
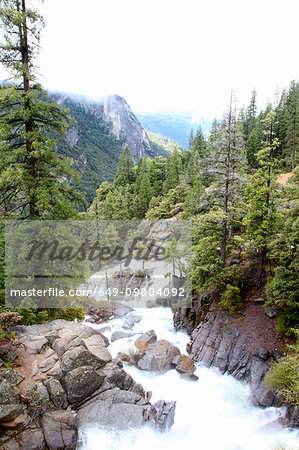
[1,0,298,119]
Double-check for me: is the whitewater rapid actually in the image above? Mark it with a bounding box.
[79,307,299,450]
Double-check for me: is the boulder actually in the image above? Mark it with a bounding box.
[137,339,181,374]
[23,336,48,354]
[265,310,276,319]
[42,410,77,450]
[180,373,199,382]
[152,400,176,431]
[134,330,157,352]
[46,379,68,409]
[0,379,20,404]
[39,354,59,373]
[111,331,136,342]
[6,428,45,450]
[100,362,145,397]
[21,382,51,409]
[254,297,265,305]
[52,334,85,357]
[289,406,299,428]
[76,387,153,430]
[60,346,109,373]
[0,404,26,423]
[83,333,109,349]
[62,366,105,404]
[0,369,24,386]
[172,355,196,374]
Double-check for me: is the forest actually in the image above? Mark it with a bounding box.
[0,0,298,409]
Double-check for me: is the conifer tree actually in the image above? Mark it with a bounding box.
[0,0,82,219]
[115,146,135,186]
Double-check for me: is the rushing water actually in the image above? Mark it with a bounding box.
[79,307,299,450]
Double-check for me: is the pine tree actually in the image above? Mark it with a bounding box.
[0,0,82,219]
[243,110,279,285]
[285,81,299,170]
[188,129,194,151]
[244,89,257,141]
[115,146,135,186]
[163,148,182,193]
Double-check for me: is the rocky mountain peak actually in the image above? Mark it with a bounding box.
[102,94,151,159]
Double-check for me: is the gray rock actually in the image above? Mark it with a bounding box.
[6,428,46,450]
[23,336,48,354]
[0,404,26,422]
[254,297,265,305]
[289,406,299,428]
[46,379,68,409]
[83,333,109,349]
[137,339,181,374]
[42,410,78,450]
[100,362,145,397]
[134,330,157,352]
[0,345,18,363]
[251,383,275,407]
[0,369,24,386]
[124,315,142,328]
[152,400,176,431]
[111,331,136,342]
[257,347,269,360]
[52,334,86,357]
[0,379,20,404]
[265,309,276,319]
[113,306,133,317]
[77,387,154,429]
[39,354,59,373]
[21,382,50,409]
[62,366,105,404]
[229,259,241,266]
[60,346,109,373]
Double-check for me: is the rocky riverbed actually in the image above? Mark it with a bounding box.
[1,305,298,450]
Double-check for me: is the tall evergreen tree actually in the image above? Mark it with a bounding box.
[115,146,135,187]
[285,81,299,170]
[0,0,82,219]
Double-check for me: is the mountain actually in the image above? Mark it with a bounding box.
[136,112,214,148]
[50,93,153,206]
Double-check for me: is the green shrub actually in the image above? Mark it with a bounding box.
[219,284,243,314]
[265,331,299,406]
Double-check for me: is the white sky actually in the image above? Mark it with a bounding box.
[1,0,299,119]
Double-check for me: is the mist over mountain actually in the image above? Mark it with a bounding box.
[136,112,214,147]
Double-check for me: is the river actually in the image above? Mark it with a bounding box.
[78,307,299,450]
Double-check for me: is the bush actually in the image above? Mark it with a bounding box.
[219,284,243,314]
[0,311,22,340]
[265,331,299,406]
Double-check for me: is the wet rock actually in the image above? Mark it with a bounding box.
[254,297,265,305]
[98,326,111,334]
[289,406,299,428]
[60,346,109,373]
[46,379,68,409]
[137,339,181,374]
[152,400,176,431]
[62,366,105,404]
[111,331,136,342]
[77,387,153,429]
[180,373,199,382]
[100,362,145,397]
[0,369,24,386]
[172,354,196,374]
[124,315,142,328]
[113,305,133,317]
[42,410,77,450]
[134,330,157,352]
